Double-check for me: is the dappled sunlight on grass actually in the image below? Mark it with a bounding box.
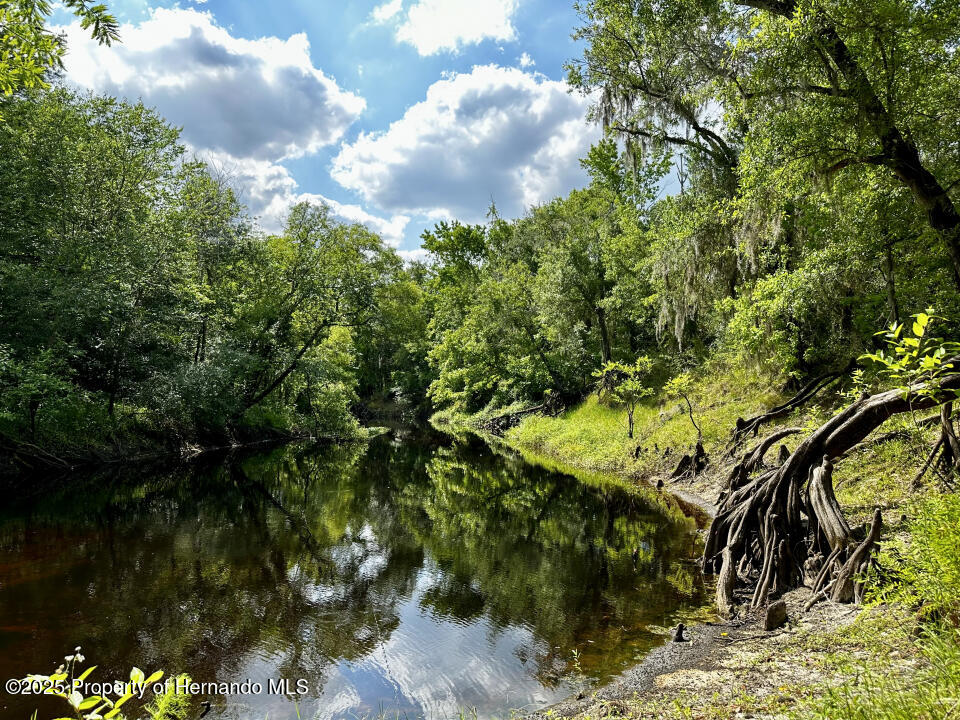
[507,362,786,482]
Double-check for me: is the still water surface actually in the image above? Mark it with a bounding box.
[0,428,707,719]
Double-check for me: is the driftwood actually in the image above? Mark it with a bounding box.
[705,368,960,617]
[478,401,556,435]
[729,360,855,453]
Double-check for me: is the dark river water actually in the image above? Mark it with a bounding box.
[0,428,708,720]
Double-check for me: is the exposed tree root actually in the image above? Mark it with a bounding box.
[720,427,803,503]
[728,360,855,454]
[671,440,707,481]
[912,402,960,488]
[705,370,960,618]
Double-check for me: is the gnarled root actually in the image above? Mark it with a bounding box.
[706,370,960,617]
[728,360,854,454]
[912,402,960,489]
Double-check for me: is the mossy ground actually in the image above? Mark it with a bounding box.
[503,362,785,484]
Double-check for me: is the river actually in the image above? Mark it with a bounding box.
[0,427,707,719]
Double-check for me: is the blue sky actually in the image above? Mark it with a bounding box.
[53,0,602,258]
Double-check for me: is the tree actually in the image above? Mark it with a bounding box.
[1,0,119,97]
[731,0,960,289]
[227,203,395,423]
[0,89,402,457]
[595,358,654,438]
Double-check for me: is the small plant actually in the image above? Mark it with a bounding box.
[860,309,960,402]
[20,649,188,720]
[664,373,703,445]
[593,358,653,438]
[569,647,588,698]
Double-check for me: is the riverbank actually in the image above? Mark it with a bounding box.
[0,425,387,482]
[527,587,935,720]
[432,371,960,719]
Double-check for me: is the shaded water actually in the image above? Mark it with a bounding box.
[0,428,707,719]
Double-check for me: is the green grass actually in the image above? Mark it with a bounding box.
[506,361,785,481]
[799,626,960,720]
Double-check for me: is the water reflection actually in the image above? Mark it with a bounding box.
[0,429,707,719]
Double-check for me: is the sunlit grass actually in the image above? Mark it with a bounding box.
[506,361,785,481]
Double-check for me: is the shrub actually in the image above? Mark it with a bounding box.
[869,492,960,624]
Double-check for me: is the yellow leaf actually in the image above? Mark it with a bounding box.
[79,696,103,710]
[144,670,163,686]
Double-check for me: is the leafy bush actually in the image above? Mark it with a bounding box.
[869,492,960,624]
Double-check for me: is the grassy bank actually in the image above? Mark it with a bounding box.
[443,363,960,720]
[504,363,785,484]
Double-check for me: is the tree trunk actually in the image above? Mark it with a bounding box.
[596,306,612,364]
[883,239,900,325]
[234,321,330,421]
[739,1,960,289]
[194,317,207,364]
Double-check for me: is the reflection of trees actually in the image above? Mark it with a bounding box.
[0,431,706,718]
[383,439,706,679]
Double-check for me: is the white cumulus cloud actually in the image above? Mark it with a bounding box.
[54,7,410,243]
[370,0,404,23]
[394,0,519,55]
[199,150,410,244]
[331,65,599,221]
[58,7,365,161]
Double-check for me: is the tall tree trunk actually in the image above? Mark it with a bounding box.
[596,306,612,364]
[883,239,900,325]
[740,1,960,289]
[817,21,960,288]
[194,317,207,364]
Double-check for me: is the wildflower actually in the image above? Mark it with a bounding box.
[68,691,83,709]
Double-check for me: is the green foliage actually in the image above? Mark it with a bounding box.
[802,627,960,720]
[0,0,119,98]
[509,362,784,478]
[21,649,177,720]
[142,676,192,720]
[664,373,703,442]
[593,358,654,438]
[861,310,960,399]
[869,492,960,624]
[0,89,401,456]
